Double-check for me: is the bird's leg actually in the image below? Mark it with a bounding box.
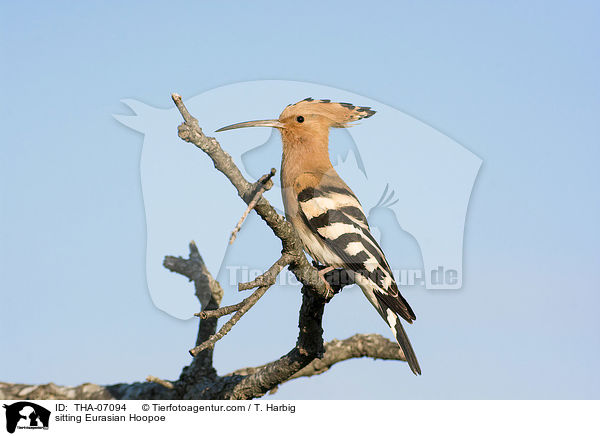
[318,266,335,298]
[318,266,335,281]
[312,262,353,299]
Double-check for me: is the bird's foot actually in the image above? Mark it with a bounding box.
[312,262,353,299]
[318,266,335,298]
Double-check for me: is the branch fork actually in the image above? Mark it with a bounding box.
[229,168,277,244]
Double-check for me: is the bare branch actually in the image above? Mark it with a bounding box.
[170,93,329,300]
[164,241,223,375]
[194,302,243,319]
[0,334,402,400]
[146,376,175,390]
[238,253,293,291]
[194,254,292,322]
[229,168,276,244]
[189,285,269,356]
[171,93,196,125]
[190,253,293,353]
[163,240,223,308]
[230,334,405,381]
[0,95,399,402]
[0,381,174,401]
[222,286,327,399]
[169,93,348,398]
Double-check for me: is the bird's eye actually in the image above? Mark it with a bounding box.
[296,116,304,123]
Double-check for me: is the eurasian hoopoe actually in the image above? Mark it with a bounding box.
[217,98,421,375]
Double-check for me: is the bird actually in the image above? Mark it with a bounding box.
[216,98,421,375]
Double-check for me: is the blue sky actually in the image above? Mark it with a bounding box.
[1,1,599,399]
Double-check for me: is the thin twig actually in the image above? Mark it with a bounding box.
[189,285,270,356]
[194,254,293,334]
[172,93,195,124]
[238,253,293,291]
[146,375,174,390]
[194,302,243,319]
[229,168,276,244]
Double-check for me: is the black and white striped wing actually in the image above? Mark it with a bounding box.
[297,184,416,324]
[296,182,422,374]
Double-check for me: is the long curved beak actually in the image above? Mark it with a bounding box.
[215,119,284,132]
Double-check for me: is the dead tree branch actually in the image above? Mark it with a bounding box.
[195,303,242,320]
[229,168,276,244]
[163,241,223,377]
[145,376,174,390]
[190,253,293,355]
[171,93,329,300]
[0,94,407,401]
[169,93,344,398]
[189,285,269,356]
[230,334,405,380]
[0,333,405,400]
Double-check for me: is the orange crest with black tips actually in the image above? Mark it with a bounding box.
[279,98,376,128]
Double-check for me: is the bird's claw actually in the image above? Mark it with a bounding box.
[317,266,336,299]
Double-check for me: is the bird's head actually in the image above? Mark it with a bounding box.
[216,98,375,144]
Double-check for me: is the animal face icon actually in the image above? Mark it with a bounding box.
[3,402,51,433]
[114,80,481,319]
[367,185,425,284]
[368,185,400,224]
